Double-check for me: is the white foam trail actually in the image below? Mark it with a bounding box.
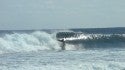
[65,44,84,50]
[0,31,61,54]
[61,33,125,41]
[63,34,90,41]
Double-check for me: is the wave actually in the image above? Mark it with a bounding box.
[56,32,125,49]
[56,32,125,41]
[0,31,61,54]
[0,30,125,54]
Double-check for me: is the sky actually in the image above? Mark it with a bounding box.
[0,0,125,30]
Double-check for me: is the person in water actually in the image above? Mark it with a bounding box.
[58,39,65,50]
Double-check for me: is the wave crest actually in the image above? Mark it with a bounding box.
[0,31,60,54]
[56,32,125,49]
[56,32,125,42]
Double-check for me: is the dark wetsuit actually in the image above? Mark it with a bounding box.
[59,39,65,50]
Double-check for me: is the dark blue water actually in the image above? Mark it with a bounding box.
[56,27,125,49]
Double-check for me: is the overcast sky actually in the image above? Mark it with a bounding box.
[0,0,125,30]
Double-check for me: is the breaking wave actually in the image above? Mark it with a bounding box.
[0,30,125,54]
[0,31,60,54]
[56,32,125,49]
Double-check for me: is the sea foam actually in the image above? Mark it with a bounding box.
[0,31,60,54]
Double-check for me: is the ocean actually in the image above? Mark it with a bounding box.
[0,27,125,70]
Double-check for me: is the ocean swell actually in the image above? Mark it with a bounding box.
[56,32,125,49]
[0,31,125,54]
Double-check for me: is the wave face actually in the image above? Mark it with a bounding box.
[0,31,60,54]
[56,32,125,49]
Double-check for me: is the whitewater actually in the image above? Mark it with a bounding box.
[0,31,62,54]
[0,28,125,70]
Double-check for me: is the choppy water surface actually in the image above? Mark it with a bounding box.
[0,49,125,70]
